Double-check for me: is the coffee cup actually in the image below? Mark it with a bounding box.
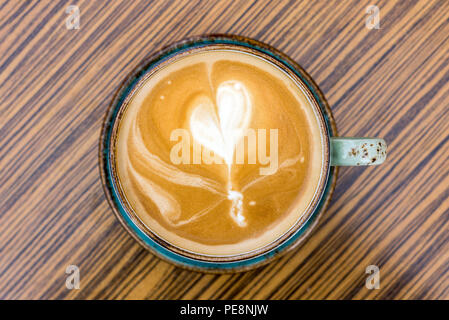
[99,35,387,272]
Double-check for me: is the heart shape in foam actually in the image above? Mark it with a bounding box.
[189,81,252,165]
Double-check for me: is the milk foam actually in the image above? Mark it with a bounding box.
[190,80,252,226]
[115,49,324,256]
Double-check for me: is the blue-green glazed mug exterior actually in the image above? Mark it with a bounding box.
[99,35,386,273]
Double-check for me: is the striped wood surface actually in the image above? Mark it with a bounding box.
[1,0,449,300]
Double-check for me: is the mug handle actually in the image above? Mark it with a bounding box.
[330,137,387,166]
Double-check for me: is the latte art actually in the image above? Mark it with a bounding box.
[172,80,279,227]
[190,80,251,226]
[115,50,324,255]
[189,80,252,166]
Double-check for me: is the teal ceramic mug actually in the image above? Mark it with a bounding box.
[99,35,387,273]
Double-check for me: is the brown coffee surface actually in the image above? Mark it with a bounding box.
[115,50,324,256]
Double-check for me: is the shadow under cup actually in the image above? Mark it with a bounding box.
[99,35,338,273]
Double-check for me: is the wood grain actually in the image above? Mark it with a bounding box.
[1,0,448,300]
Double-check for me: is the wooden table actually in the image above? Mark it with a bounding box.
[1,0,448,300]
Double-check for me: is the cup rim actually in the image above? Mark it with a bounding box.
[99,34,336,272]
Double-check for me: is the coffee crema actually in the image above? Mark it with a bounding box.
[115,50,324,256]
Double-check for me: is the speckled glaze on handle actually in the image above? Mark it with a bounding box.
[330,137,387,166]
